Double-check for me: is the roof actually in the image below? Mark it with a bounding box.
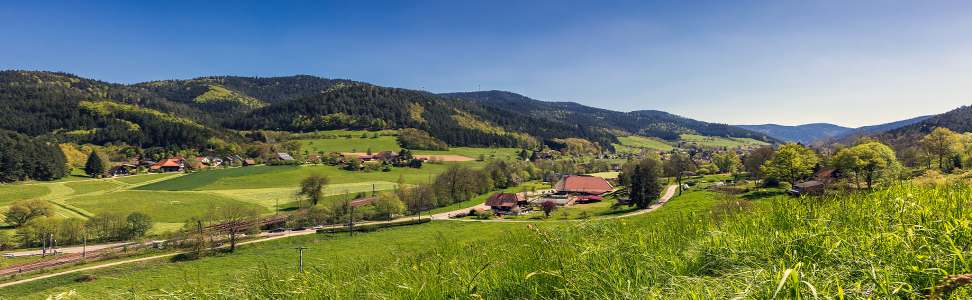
[795,180,824,188]
[485,193,525,207]
[350,197,376,207]
[554,175,613,195]
[156,158,182,168]
[275,153,294,161]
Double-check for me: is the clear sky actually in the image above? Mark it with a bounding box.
[3,0,972,127]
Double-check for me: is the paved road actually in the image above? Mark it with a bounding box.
[441,185,678,223]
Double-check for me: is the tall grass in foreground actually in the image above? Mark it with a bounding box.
[154,183,972,299]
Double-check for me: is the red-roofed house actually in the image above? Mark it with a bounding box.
[150,158,185,173]
[554,175,614,195]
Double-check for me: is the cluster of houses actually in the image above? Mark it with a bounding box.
[485,175,615,215]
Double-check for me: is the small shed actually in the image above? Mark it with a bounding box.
[793,180,825,195]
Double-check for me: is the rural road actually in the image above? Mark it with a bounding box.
[438,185,678,223]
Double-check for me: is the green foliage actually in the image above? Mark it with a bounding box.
[398,128,448,150]
[298,174,330,206]
[84,150,109,177]
[623,155,664,209]
[711,151,742,174]
[0,130,68,182]
[833,141,900,188]
[4,199,54,227]
[760,144,819,184]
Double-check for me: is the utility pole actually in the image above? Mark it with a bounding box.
[294,247,307,273]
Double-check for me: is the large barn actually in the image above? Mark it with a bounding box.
[553,175,614,195]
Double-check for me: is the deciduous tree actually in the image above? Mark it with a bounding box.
[4,199,54,227]
[760,144,819,184]
[297,173,330,206]
[921,127,960,171]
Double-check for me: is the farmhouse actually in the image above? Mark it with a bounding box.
[150,158,185,173]
[485,193,527,214]
[554,175,614,195]
[109,164,137,177]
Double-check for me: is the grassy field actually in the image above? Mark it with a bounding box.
[679,134,769,148]
[414,147,521,160]
[299,135,401,154]
[0,184,50,206]
[65,191,269,223]
[136,163,469,191]
[64,180,123,195]
[208,181,399,210]
[10,180,972,298]
[613,135,674,153]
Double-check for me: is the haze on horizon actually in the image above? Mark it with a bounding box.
[3,0,972,128]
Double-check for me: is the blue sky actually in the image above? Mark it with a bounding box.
[3,1,972,127]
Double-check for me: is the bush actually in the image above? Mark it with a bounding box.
[779,182,792,190]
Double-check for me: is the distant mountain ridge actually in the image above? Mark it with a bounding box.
[737,115,931,144]
[442,90,777,143]
[735,123,852,144]
[0,71,777,151]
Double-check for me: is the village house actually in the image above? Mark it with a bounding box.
[109,164,137,177]
[150,158,185,173]
[485,193,528,214]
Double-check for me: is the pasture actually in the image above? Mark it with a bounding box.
[65,190,269,223]
[9,182,971,298]
[613,135,674,152]
[136,163,469,191]
[679,134,768,148]
[0,185,50,206]
[299,135,401,154]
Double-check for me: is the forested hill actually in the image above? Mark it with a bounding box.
[872,105,972,148]
[227,83,617,148]
[0,71,776,151]
[441,90,777,143]
[736,123,852,144]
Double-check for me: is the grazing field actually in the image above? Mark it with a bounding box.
[65,191,269,223]
[0,184,50,206]
[414,147,520,160]
[300,135,401,154]
[64,180,123,195]
[679,134,769,148]
[11,182,972,298]
[137,164,471,191]
[113,173,180,185]
[613,135,674,152]
[584,171,620,179]
[209,181,399,210]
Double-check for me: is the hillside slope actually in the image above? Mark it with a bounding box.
[874,105,972,148]
[735,123,851,144]
[443,90,776,143]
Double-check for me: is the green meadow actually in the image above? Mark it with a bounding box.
[136,163,471,191]
[66,190,268,223]
[613,135,674,152]
[0,184,50,206]
[299,135,401,153]
[8,181,972,298]
[679,134,769,148]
